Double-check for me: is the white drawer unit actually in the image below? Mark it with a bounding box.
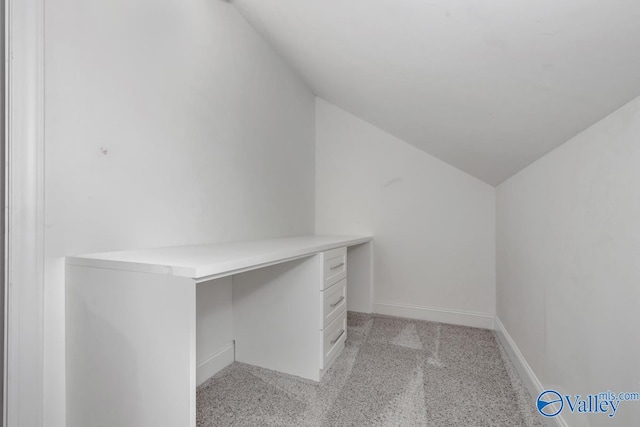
[322,278,346,328]
[322,246,347,289]
[321,311,347,370]
[318,247,348,378]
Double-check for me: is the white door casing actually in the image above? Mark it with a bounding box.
[5,0,45,425]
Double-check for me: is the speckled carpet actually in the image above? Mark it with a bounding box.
[197,312,545,426]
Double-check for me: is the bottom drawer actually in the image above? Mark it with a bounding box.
[321,310,347,369]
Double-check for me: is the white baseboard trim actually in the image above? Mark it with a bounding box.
[494,317,568,427]
[196,342,235,386]
[371,301,495,329]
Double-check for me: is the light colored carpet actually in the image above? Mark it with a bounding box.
[197,312,545,426]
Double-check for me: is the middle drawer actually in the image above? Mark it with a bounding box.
[322,278,347,329]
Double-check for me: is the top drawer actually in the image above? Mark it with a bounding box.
[322,247,346,289]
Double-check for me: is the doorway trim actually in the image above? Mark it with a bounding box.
[5,0,45,424]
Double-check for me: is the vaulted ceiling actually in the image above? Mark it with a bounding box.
[233,0,640,185]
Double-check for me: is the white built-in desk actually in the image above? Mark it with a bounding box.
[66,235,373,427]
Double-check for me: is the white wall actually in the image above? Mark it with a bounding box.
[497,96,640,426]
[316,99,496,327]
[44,1,315,425]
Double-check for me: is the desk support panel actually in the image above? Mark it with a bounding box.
[232,255,323,381]
[66,266,196,427]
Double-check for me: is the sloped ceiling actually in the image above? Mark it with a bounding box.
[233,0,640,185]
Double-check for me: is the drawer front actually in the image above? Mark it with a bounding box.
[322,311,347,369]
[322,278,347,328]
[323,247,347,289]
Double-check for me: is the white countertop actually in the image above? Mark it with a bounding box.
[66,235,372,280]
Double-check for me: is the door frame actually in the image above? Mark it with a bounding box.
[5,0,45,424]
